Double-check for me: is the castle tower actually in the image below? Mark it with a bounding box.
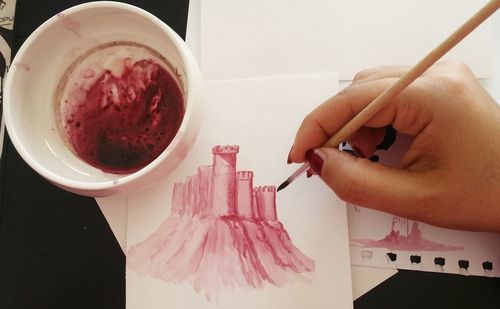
[186,174,200,216]
[212,145,239,216]
[391,217,409,238]
[197,165,214,218]
[171,182,186,217]
[236,171,254,219]
[255,186,277,221]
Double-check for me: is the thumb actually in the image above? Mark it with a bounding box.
[307,147,432,216]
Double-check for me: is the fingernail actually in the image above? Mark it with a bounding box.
[287,146,293,164]
[306,169,313,178]
[306,149,325,176]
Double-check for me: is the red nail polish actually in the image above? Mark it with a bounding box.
[306,169,313,178]
[306,149,324,176]
[287,146,293,164]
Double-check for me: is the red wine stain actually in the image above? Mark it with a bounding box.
[63,58,184,173]
[14,62,30,71]
[57,13,81,37]
[350,217,464,251]
[127,145,315,300]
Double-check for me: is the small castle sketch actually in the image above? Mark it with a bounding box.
[350,216,463,252]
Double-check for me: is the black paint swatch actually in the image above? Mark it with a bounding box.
[434,257,445,266]
[483,261,493,271]
[387,252,397,262]
[410,255,421,264]
[458,260,470,270]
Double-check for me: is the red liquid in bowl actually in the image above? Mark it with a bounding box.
[58,43,184,174]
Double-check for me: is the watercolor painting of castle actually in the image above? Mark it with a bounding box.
[127,145,315,300]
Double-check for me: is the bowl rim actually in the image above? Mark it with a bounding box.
[3,1,201,192]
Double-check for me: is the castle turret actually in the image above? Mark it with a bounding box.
[236,171,254,219]
[212,145,239,216]
[255,186,277,221]
[171,182,186,217]
[197,165,214,218]
[391,217,409,238]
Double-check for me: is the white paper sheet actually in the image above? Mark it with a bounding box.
[126,73,354,309]
[201,0,493,80]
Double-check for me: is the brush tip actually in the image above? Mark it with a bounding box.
[277,180,290,192]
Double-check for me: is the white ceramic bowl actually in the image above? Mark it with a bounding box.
[3,1,202,197]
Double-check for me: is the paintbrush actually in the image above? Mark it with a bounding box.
[277,0,499,192]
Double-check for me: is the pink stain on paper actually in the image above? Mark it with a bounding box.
[127,145,315,300]
[350,217,463,251]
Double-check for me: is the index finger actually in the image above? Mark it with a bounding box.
[290,78,396,162]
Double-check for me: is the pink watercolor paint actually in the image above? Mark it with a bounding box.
[350,217,464,251]
[127,145,315,300]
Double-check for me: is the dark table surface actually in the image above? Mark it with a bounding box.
[1,1,500,308]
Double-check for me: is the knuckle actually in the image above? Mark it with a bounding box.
[353,68,376,82]
[422,69,469,99]
[301,113,316,128]
[336,84,356,100]
[439,59,470,71]
[353,71,368,82]
[336,85,350,98]
[433,60,473,77]
[435,74,467,95]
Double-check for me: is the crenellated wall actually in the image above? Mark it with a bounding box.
[236,171,254,219]
[212,145,239,216]
[254,186,277,221]
[170,145,278,222]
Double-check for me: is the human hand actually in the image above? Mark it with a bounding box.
[289,61,500,233]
